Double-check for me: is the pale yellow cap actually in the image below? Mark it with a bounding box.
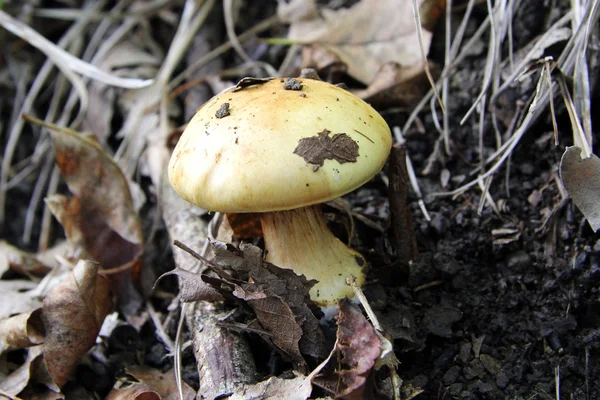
[168,78,392,212]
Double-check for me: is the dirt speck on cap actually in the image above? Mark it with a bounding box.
[284,78,303,91]
[215,103,230,119]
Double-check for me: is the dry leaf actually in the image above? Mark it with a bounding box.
[45,194,143,317]
[40,118,143,245]
[0,241,52,277]
[228,374,313,400]
[333,299,382,398]
[560,146,600,231]
[106,366,195,400]
[0,345,52,395]
[282,0,433,84]
[212,241,328,365]
[42,260,112,388]
[235,291,306,370]
[0,309,44,355]
[0,280,40,319]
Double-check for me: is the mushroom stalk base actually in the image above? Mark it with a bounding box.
[260,204,367,307]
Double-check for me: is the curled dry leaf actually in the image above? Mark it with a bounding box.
[559,146,600,231]
[45,194,142,316]
[212,241,328,365]
[37,116,143,245]
[106,366,195,400]
[333,298,382,398]
[30,114,146,313]
[0,345,50,395]
[42,260,112,388]
[0,309,45,355]
[281,0,433,84]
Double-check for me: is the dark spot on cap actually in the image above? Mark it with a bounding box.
[215,103,230,119]
[299,93,307,98]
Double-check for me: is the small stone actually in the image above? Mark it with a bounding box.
[496,370,509,389]
[443,366,461,385]
[507,250,531,269]
[459,342,472,363]
[472,380,494,393]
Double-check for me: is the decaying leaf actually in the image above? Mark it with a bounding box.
[0,345,53,396]
[42,260,112,388]
[157,266,224,302]
[0,309,44,355]
[36,116,143,245]
[280,0,433,84]
[212,241,328,365]
[333,299,382,398]
[559,146,600,231]
[293,129,359,170]
[228,374,313,400]
[45,193,143,316]
[106,366,195,400]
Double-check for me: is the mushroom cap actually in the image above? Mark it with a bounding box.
[168,78,392,212]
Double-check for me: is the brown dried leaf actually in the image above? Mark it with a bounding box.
[32,116,143,245]
[228,374,313,400]
[45,194,142,315]
[0,280,40,319]
[281,0,434,84]
[0,345,52,395]
[106,367,195,400]
[334,299,381,398]
[293,129,359,170]
[560,146,600,231]
[42,260,112,388]
[236,292,306,369]
[157,266,224,302]
[0,241,52,277]
[0,309,45,355]
[212,242,328,364]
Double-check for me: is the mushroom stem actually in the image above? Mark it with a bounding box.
[260,204,367,307]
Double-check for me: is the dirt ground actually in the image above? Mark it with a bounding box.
[1,0,599,399]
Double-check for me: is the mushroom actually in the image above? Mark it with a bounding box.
[168,77,392,308]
